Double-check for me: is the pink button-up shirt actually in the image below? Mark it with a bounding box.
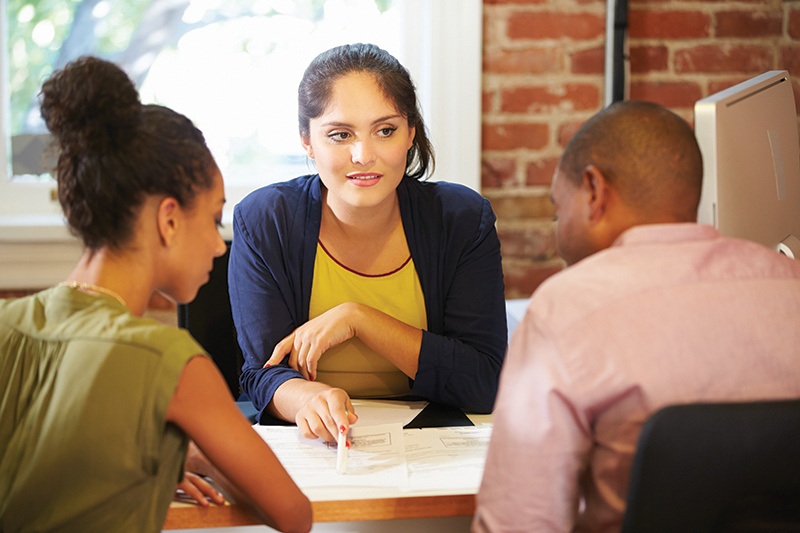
[474,224,800,533]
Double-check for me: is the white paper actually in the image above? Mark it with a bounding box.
[253,423,407,488]
[402,426,493,491]
[350,399,429,428]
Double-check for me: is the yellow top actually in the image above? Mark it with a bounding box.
[309,241,427,397]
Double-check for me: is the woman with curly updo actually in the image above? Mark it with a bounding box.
[0,57,310,533]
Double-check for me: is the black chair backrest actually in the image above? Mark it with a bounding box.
[622,399,800,533]
[177,241,242,398]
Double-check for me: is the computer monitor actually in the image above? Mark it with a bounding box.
[694,70,800,259]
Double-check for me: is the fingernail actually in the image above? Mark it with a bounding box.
[346,441,351,448]
[340,425,346,433]
[265,364,271,367]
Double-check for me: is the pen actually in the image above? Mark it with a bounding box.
[337,424,348,474]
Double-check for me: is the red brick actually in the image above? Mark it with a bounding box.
[629,10,710,39]
[483,48,563,74]
[708,78,750,95]
[501,84,600,113]
[482,158,517,189]
[716,10,782,38]
[571,47,604,74]
[497,226,556,260]
[482,123,550,151]
[788,8,800,39]
[629,81,703,108]
[630,45,668,74]
[781,46,800,78]
[507,12,605,41]
[558,121,585,148]
[489,194,555,220]
[635,0,766,2]
[482,91,494,113]
[526,157,559,186]
[675,45,772,74]
[502,262,563,298]
[485,0,546,4]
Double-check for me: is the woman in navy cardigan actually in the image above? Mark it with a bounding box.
[229,44,507,441]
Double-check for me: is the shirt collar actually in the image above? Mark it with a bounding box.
[612,223,720,248]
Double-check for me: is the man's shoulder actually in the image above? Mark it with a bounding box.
[528,232,800,323]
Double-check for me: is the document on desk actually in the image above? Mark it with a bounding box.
[402,426,493,491]
[350,399,428,427]
[253,423,407,488]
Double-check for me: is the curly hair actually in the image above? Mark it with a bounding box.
[39,56,217,250]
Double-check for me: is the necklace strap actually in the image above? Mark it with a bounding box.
[59,281,128,309]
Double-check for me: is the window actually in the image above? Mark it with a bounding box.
[0,0,481,288]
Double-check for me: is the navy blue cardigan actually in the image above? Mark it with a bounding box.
[229,175,507,422]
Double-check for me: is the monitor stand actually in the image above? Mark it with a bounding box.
[778,235,800,259]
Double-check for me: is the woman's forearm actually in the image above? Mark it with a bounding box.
[347,302,423,377]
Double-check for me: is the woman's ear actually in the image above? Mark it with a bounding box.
[157,197,180,247]
[300,134,314,159]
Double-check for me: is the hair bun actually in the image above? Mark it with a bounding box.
[40,56,141,154]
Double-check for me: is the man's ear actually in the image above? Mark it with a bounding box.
[157,197,180,247]
[300,134,314,159]
[582,165,611,225]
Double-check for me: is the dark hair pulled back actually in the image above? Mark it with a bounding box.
[298,43,434,180]
[39,56,217,251]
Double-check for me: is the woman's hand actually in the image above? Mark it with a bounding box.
[295,386,358,442]
[176,472,225,507]
[178,441,226,507]
[264,303,361,381]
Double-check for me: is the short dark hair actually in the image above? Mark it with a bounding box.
[39,56,217,251]
[298,43,434,180]
[559,100,703,221]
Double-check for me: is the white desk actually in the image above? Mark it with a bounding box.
[164,411,491,532]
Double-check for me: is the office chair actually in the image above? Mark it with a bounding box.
[177,241,243,398]
[621,399,800,533]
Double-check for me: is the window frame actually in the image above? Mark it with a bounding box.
[0,0,482,289]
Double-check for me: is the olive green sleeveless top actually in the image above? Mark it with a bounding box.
[0,286,204,532]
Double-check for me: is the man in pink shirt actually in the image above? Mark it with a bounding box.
[473,101,800,533]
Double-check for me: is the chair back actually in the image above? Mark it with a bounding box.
[622,399,800,533]
[177,241,242,398]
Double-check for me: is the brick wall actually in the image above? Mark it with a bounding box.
[484,0,800,298]
[6,2,799,303]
